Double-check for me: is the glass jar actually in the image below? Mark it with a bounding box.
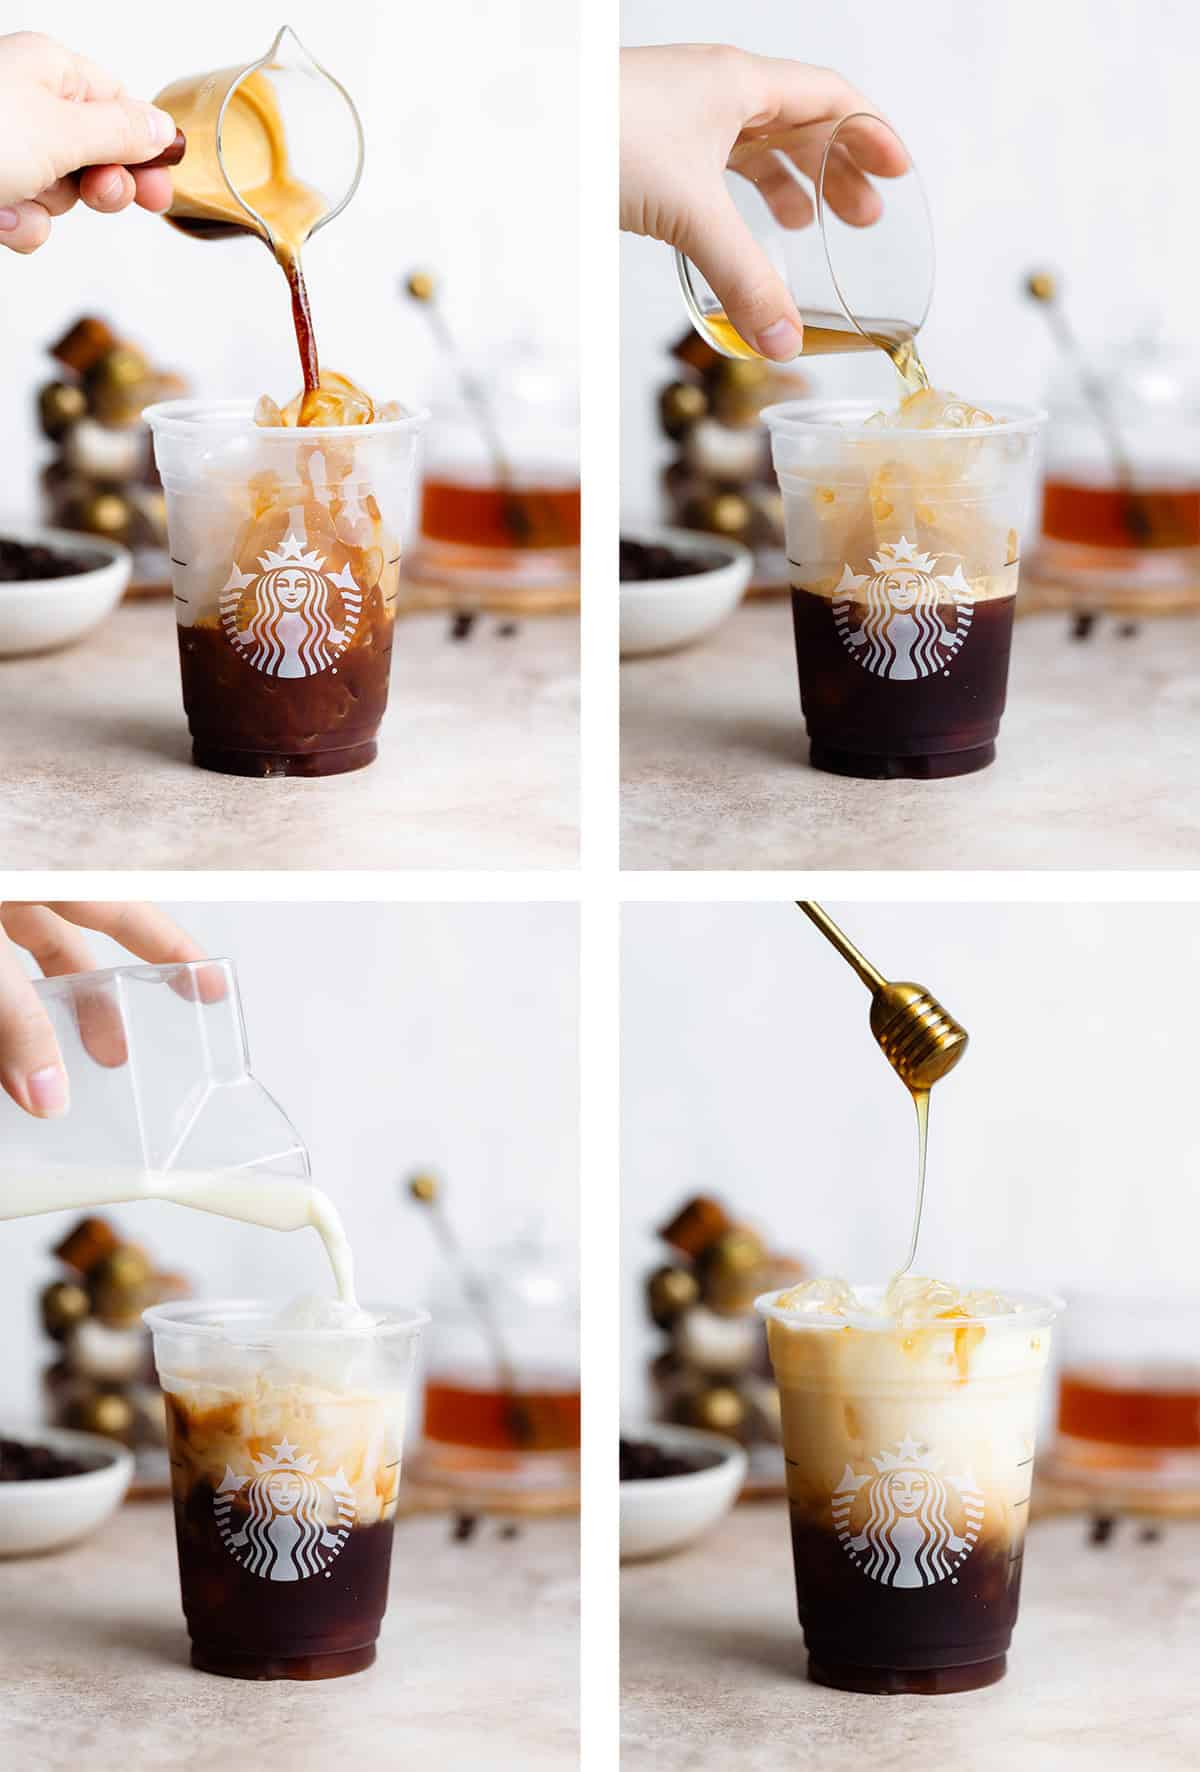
[415,1236,580,1501]
[1048,1292,1200,1496]
[406,352,579,612]
[1032,333,1200,609]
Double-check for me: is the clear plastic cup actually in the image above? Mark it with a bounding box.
[145,400,427,777]
[758,1288,1058,1694]
[762,397,1046,778]
[144,1298,427,1679]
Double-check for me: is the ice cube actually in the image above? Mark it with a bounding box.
[298,371,377,429]
[774,1275,857,1316]
[957,1289,1017,1318]
[884,1274,961,1325]
[894,389,995,430]
[253,395,284,428]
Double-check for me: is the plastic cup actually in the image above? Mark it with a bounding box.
[144,1298,427,1680]
[758,1288,1058,1694]
[761,398,1045,778]
[145,399,427,777]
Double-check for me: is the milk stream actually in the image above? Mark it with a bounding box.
[0,1166,356,1306]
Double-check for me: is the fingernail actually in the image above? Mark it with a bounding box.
[145,105,178,149]
[27,1064,68,1117]
[0,208,20,232]
[756,317,804,361]
[96,171,125,205]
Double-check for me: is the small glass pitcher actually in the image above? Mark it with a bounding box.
[154,24,363,255]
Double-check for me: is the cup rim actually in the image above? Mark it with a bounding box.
[143,1297,430,1342]
[755,1285,1063,1331]
[760,397,1048,441]
[142,397,431,440]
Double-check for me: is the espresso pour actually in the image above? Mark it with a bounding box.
[154,28,364,404]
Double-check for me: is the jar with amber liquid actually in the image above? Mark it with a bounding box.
[406,354,579,613]
[1033,334,1200,610]
[416,1237,579,1502]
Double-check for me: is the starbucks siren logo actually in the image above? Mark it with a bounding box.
[214,1437,356,1583]
[832,536,975,681]
[831,1433,984,1589]
[219,529,362,679]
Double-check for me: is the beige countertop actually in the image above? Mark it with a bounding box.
[621,599,1200,870]
[0,600,578,870]
[0,1500,578,1772]
[621,1502,1200,1771]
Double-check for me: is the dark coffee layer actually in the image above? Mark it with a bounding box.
[174,1479,394,1681]
[177,587,393,778]
[790,586,1015,779]
[789,1505,1024,1691]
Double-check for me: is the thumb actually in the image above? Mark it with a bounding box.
[682,191,804,362]
[47,94,177,181]
[0,938,68,1118]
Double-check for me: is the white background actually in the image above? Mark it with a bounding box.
[622,900,1200,1409]
[620,0,1199,517]
[0,900,579,1414]
[0,0,578,518]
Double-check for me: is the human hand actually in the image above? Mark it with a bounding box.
[0,903,207,1115]
[0,31,177,255]
[620,45,908,360]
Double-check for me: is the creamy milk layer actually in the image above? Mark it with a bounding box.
[158,1297,407,1527]
[761,1277,1055,1543]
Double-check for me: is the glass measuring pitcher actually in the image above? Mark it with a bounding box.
[676,113,934,369]
[0,960,309,1209]
[154,24,363,259]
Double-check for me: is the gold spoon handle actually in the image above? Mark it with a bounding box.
[1026,272,1149,543]
[795,902,886,994]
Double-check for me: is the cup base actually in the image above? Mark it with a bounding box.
[191,739,378,779]
[190,1640,377,1681]
[807,739,996,780]
[807,1652,1007,1695]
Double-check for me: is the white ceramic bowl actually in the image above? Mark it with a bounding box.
[0,1427,133,1556]
[620,527,752,657]
[620,1424,748,1562]
[0,526,131,657]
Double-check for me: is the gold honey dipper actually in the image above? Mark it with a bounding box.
[1024,269,1151,546]
[406,1170,536,1447]
[797,901,968,1275]
[796,902,967,1087]
[402,269,532,546]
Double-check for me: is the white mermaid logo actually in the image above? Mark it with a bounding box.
[214,1437,356,1583]
[832,536,975,681]
[831,1434,984,1589]
[219,530,362,679]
